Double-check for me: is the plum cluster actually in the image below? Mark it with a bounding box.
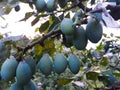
[38,53,81,76]
[0,56,37,90]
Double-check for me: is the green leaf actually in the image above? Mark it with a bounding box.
[98,75,110,86]
[0,35,3,39]
[48,13,64,32]
[31,16,39,26]
[101,70,116,85]
[86,71,99,81]
[4,6,12,14]
[57,78,73,86]
[20,12,33,21]
[100,57,109,66]
[96,42,103,50]
[43,39,56,55]
[90,0,95,5]
[39,20,49,33]
[34,27,39,32]
[65,12,70,18]
[113,72,120,77]
[115,36,120,39]
[34,44,43,56]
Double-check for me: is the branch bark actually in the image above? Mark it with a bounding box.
[16,29,61,61]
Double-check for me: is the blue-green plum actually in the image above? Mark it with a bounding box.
[9,82,23,90]
[1,56,18,81]
[46,0,57,12]
[38,54,53,76]
[68,54,81,74]
[35,0,46,12]
[24,80,37,90]
[54,53,68,74]
[16,61,32,85]
[60,18,74,35]
[25,56,36,76]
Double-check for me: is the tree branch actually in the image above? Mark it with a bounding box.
[16,29,61,61]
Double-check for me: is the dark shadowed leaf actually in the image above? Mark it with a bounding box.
[98,75,110,86]
[65,12,70,18]
[102,19,107,27]
[86,71,99,81]
[57,78,73,86]
[31,17,39,26]
[48,13,64,32]
[39,20,49,33]
[29,3,34,9]
[90,0,95,5]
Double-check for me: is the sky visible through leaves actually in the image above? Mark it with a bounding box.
[0,2,120,49]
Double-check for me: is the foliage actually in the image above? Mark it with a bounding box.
[0,0,120,90]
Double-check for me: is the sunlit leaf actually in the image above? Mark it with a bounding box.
[82,0,87,6]
[86,71,99,81]
[100,57,109,66]
[39,20,49,33]
[34,44,43,56]
[4,6,12,14]
[57,78,73,86]
[96,42,103,50]
[43,39,56,55]
[0,35,3,39]
[113,72,120,77]
[35,27,39,32]
[115,36,120,39]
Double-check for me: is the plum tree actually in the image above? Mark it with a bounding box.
[0,0,120,89]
